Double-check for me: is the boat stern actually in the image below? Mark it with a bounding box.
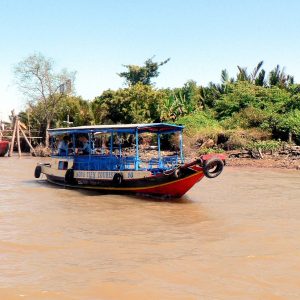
[34,157,74,182]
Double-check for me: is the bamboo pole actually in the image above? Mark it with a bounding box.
[16,119,21,157]
[19,126,36,156]
[8,118,17,157]
[27,110,32,144]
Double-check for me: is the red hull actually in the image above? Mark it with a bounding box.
[0,141,9,157]
[46,170,205,198]
[135,171,205,198]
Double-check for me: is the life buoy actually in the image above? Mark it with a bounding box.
[173,168,182,179]
[203,158,224,179]
[65,168,75,184]
[34,165,42,178]
[113,173,123,186]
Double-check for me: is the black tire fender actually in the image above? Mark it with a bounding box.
[34,165,42,178]
[65,168,75,184]
[203,158,224,179]
[173,168,182,179]
[113,173,123,186]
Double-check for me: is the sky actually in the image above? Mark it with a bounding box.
[1,0,300,121]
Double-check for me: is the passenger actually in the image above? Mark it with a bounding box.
[58,136,70,156]
[77,136,91,155]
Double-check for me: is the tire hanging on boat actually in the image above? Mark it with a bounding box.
[34,165,42,178]
[173,168,182,179]
[65,168,75,184]
[203,158,224,179]
[112,173,123,186]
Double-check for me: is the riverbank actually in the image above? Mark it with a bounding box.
[185,150,300,170]
[226,154,300,169]
[5,151,300,170]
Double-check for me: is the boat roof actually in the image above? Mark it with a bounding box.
[48,123,184,135]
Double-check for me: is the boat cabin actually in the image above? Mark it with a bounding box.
[49,123,184,174]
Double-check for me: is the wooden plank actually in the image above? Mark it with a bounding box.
[16,120,21,157]
[19,126,36,155]
[8,119,17,157]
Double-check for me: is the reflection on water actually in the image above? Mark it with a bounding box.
[0,156,300,299]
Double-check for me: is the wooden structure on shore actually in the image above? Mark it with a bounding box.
[0,116,42,157]
[8,116,36,157]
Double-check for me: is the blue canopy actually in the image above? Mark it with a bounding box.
[48,123,184,136]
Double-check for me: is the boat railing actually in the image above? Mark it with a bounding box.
[72,155,138,171]
[146,155,178,171]
[162,155,179,168]
[56,154,179,172]
[73,155,119,171]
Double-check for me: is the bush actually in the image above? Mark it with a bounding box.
[176,111,221,136]
[246,140,282,153]
[275,109,300,139]
[223,128,272,150]
[221,107,271,129]
[198,147,225,155]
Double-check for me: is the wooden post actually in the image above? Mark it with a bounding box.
[19,126,36,156]
[0,121,2,141]
[288,131,292,144]
[258,148,264,159]
[27,110,32,144]
[9,117,17,157]
[16,119,21,157]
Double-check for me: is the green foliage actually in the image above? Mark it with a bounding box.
[92,83,167,124]
[17,56,300,147]
[159,92,177,121]
[276,109,300,136]
[215,82,258,119]
[55,96,94,127]
[269,65,294,88]
[118,57,170,86]
[223,128,272,150]
[246,140,282,153]
[215,81,291,120]
[198,147,225,155]
[160,81,201,121]
[221,107,272,129]
[255,69,266,86]
[14,53,76,146]
[176,111,221,134]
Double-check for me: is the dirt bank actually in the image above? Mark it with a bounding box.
[226,154,300,169]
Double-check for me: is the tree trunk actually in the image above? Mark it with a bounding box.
[45,119,51,148]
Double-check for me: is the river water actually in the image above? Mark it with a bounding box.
[0,156,300,300]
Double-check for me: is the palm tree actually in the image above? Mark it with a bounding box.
[237,66,250,81]
[255,69,266,86]
[251,60,264,83]
[237,61,265,85]
[268,65,294,88]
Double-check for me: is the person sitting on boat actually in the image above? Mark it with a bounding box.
[58,136,70,156]
[77,135,91,155]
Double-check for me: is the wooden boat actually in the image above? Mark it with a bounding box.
[34,123,225,198]
[0,141,9,157]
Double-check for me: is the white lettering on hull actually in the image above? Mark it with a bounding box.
[74,170,151,180]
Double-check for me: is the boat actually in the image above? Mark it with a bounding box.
[0,140,9,157]
[34,123,225,198]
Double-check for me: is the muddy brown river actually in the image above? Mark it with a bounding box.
[1,156,300,299]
